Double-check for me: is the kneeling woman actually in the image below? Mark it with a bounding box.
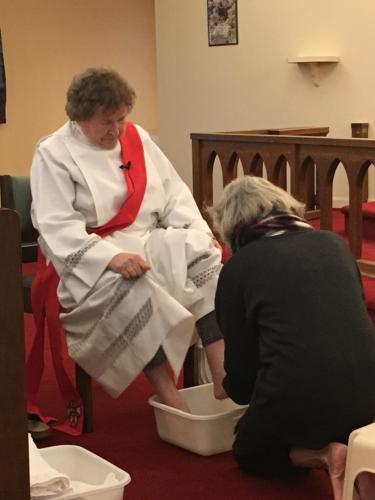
[210,176,375,500]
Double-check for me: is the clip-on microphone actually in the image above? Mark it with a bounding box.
[119,161,132,170]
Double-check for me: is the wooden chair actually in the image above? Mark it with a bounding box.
[0,175,93,432]
[0,175,199,433]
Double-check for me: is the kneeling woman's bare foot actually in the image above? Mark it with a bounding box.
[327,442,347,500]
[290,442,347,500]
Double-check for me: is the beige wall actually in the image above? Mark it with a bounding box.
[0,0,158,174]
[155,0,375,203]
[3,0,375,199]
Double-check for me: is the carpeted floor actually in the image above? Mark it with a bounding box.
[26,209,375,500]
[25,310,333,500]
[309,208,375,261]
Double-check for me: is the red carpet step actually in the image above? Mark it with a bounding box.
[341,202,375,241]
[23,310,333,500]
[362,275,375,325]
[22,227,375,499]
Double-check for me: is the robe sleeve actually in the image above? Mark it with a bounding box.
[138,127,211,234]
[30,139,123,305]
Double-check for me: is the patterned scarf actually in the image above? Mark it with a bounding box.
[230,212,314,252]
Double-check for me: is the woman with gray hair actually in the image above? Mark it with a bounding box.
[211,175,375,500]
[29,67,225,435]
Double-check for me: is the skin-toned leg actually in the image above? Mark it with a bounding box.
[326,443,348,500]
[204,339,228,399]
[144,361,190,413]
[290,442,347,500]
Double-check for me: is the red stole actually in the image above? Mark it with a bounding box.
[27,122,147,435]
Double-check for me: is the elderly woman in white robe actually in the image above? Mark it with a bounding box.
[30,68,225,420]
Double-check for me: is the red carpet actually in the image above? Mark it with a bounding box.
[26,212,375,500]
[341,202,375,241]
[309,208,375,261]
[24,209,375,499]
[24,317,333,499]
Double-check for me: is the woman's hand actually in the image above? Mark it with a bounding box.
[108,252,151,279]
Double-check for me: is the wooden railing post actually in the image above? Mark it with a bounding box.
[347,171,364,259]
[192,137,203,210]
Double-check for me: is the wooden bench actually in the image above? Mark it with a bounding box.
[0,208,30,499]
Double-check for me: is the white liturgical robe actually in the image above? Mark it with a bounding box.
[30,122,222,397]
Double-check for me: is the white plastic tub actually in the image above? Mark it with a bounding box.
[38,445,131,500]
[149,383,248,456]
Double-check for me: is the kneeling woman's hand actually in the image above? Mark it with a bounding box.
[108,252,151,279]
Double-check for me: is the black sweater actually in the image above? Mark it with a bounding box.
[215,230,375,442]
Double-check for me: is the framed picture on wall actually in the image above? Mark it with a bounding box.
[207,0,238,47]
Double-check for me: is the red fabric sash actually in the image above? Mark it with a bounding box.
[27,122,147,435]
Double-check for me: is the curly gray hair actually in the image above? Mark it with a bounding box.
[209,176,305,245]
[65,67,136,121]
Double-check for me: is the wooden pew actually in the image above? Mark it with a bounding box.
[0,208,29,499]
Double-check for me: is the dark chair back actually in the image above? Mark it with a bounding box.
[0,175,38,262]
[0,175,94,432]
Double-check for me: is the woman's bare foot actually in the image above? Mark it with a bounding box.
[144,361,190,412]
[327,442,347,500]
[290,442,347,500]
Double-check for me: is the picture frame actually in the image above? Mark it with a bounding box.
[207,0,238,47]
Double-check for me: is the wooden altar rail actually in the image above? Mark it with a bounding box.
[191,131,375,274]
[222,126,330,137]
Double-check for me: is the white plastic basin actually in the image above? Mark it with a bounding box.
[38,445,131,499]
[149,382,248,456]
